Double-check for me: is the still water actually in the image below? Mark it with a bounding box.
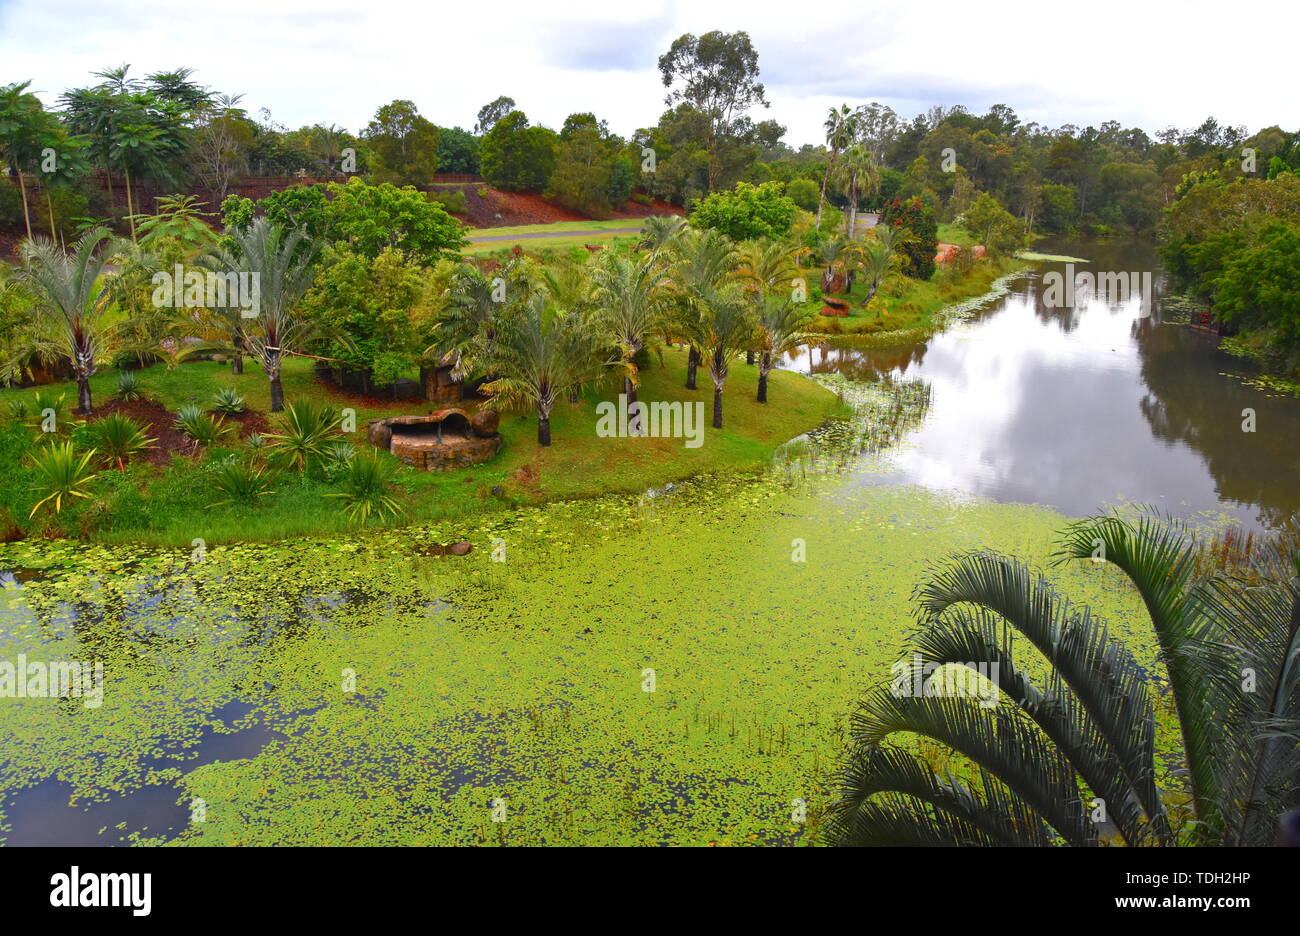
[787,238,1300,530]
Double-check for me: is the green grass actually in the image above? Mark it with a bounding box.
[466,219,649,238]
[937,222,977,247]
[462,232,642,257]
[0,350,839,546]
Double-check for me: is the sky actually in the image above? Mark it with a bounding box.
[0,0,1293,147]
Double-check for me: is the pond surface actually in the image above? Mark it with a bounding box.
[786,238,1300,531]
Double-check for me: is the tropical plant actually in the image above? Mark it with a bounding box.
[812,233,860,295]
[90,413,154,469]
[827,511,1300,847]
[818,104,857,227]
[16,227,117,414]
[174,404,228,451]
[591,253,668,410]
[322,441,356,481]
[833,144,880,236]
[637,215,688,254]
[25,389,70,444]
[212,387,246,414]
[667,227,738,390]
[697,284,755,429]
[115,369,146,400]
[208,459,275,508]
[327,450,403,523]
[754,295,814,403]
[482,294,609,446]
[202,217,321,411]
[28,441,98,517]
[859,225,906,306]
[265,398,342,472]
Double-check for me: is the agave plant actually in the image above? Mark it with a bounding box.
[174,404,228,452]
[265,399,342,473]
[212,387,246,415]
[27,389,72,445]
[208,459,275,508]
[28,441,98,517]
[827,511,1300,847]
[115,370,145,401]
[90,413,155,470]
[327,450,403,524]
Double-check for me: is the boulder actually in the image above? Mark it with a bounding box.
[470,409,499,437]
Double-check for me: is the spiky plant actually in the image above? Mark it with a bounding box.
[590,252,668,412]
[265,398,342,473]
[27,389,71,445]
[327,450,403,524]
[174,404,228,452]
[115,369,146,401]
[827,511,1300,847]
[212,387,246,414]
[208,460,275,508]
[28,441,98,517]
[90,413,155,470]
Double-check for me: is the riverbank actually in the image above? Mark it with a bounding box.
[0,349,842,547]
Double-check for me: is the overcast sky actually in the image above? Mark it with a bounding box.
[1,0,1291,147]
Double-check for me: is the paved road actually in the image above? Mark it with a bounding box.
[468,226,643,243]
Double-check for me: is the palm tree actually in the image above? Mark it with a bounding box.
[754,295,814,403]
[203,218,319,412]
[813,234,860,296]
[668,228,738,391]
[828,511,1300,847]
[834,144,880,237]
[736,238,804,364]
[482,295,609,446]
[859,225,905,307]
[0,81,54,240]
[697,284,754,430]
[591,253,668,414]
[817,105,857,227]
[638,215,688,255]
[17,227,117,414]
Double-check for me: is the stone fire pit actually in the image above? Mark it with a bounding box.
[367,408,502,471]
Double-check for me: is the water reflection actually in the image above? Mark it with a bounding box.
[785,238,1300,529]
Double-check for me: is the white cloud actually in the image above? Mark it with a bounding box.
[0,0,1290,146]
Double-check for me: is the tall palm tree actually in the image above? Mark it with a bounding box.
[203,218,319,412]
[754,295,814,404]
[736,239,804,365]
[858,225,906,307]
[828,511,1300,847]
[637,214,688,255]
[668,228,738,391]
[813,234,860,296]
[0,81,54,240]
[834,144,880,237]
[697,284,755,430]
[17,227,117,414]
[591,253,668,414]
[482,295,609,446]
[817,105,857,227]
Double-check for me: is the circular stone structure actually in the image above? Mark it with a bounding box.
[367,408,503,471]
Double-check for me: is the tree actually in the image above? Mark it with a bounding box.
[16,227,117,414]
[1211,219,1300,343]
[479,111,557,192]
[827,512,1300,847]
[0,81,55,240]
[817,104,856,226]
[482,295,607,446]
[365,99,439,186]
[324,178,466,262]
[190,97,252,202]
[754,294,813,403]
[203,218,320,411]
[548,118,616,217]
[689,181,796,242]
[436,126,480,174]
[658,31,769,192]
[879,196,937,279]
[591,253,668,412]
[833,144,880,235]
[668,227,737,390]
[962,192,1025,255]
[697,284,754,429]
[474,96,516,135]
[859,224,905,305]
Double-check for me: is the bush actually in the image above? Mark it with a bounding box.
[212,387,246,414]
[115,370,146,401]
[689,181,797,242]
[785,178,820,211]
[266,399,342,473]
[174,405,229,451]
[27,441,98,517]
[327,450,403,523]
[208,459,276,508]
[90,413,155,470]
[428,189,467,214]
[878,196,938,280]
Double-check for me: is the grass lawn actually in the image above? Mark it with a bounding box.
[462,232,642,256]
[0,348,840,546]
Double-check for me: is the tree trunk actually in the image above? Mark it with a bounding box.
[16,169,32,240]
[569,385,579,403]
[685,348,698,390]
[76,376,93,416]
[231,353,243,375]
[758,353,771,403]
[125,168,137,241]
[538,415,551,446]
[712,385,723,429]
[269,375,284,412]
[745,350,754,366]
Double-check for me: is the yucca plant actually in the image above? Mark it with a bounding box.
[322,441,356,481]
[208,459,275,508]
[174,404,228,452]
[115,370,145,401]
[28,441,98,517]
[6,398,29,421]
[266,399,342,473]
[212,387,246,414]
[90,413,155,470]
[327,450,403,524]
[827,511,1300,847]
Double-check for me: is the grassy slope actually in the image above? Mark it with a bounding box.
[0,348,839,546]
[466,220,648,237]
[462,232,641,256]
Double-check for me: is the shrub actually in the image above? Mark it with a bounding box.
[90,413,155,470]
[689,181,797,242]
[28,441,98,517]
[174,404,229,451]
[266,399,342,473]
[428,189,467,214]
[115,370,145,401]
[212,387,247,414]
[327,450,403,523]
[208,459,276,508]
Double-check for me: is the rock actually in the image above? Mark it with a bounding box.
[490,485,505,497]
[448,541,473,556]
[470,409,499,437]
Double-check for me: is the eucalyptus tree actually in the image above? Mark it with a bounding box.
[591,252,668,412]
[817,104,857,227]
[828,512,1300,847]
[16,227,118,414]
[754,294,814,404]
[483,294,610,446]
[203,217,320,411]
